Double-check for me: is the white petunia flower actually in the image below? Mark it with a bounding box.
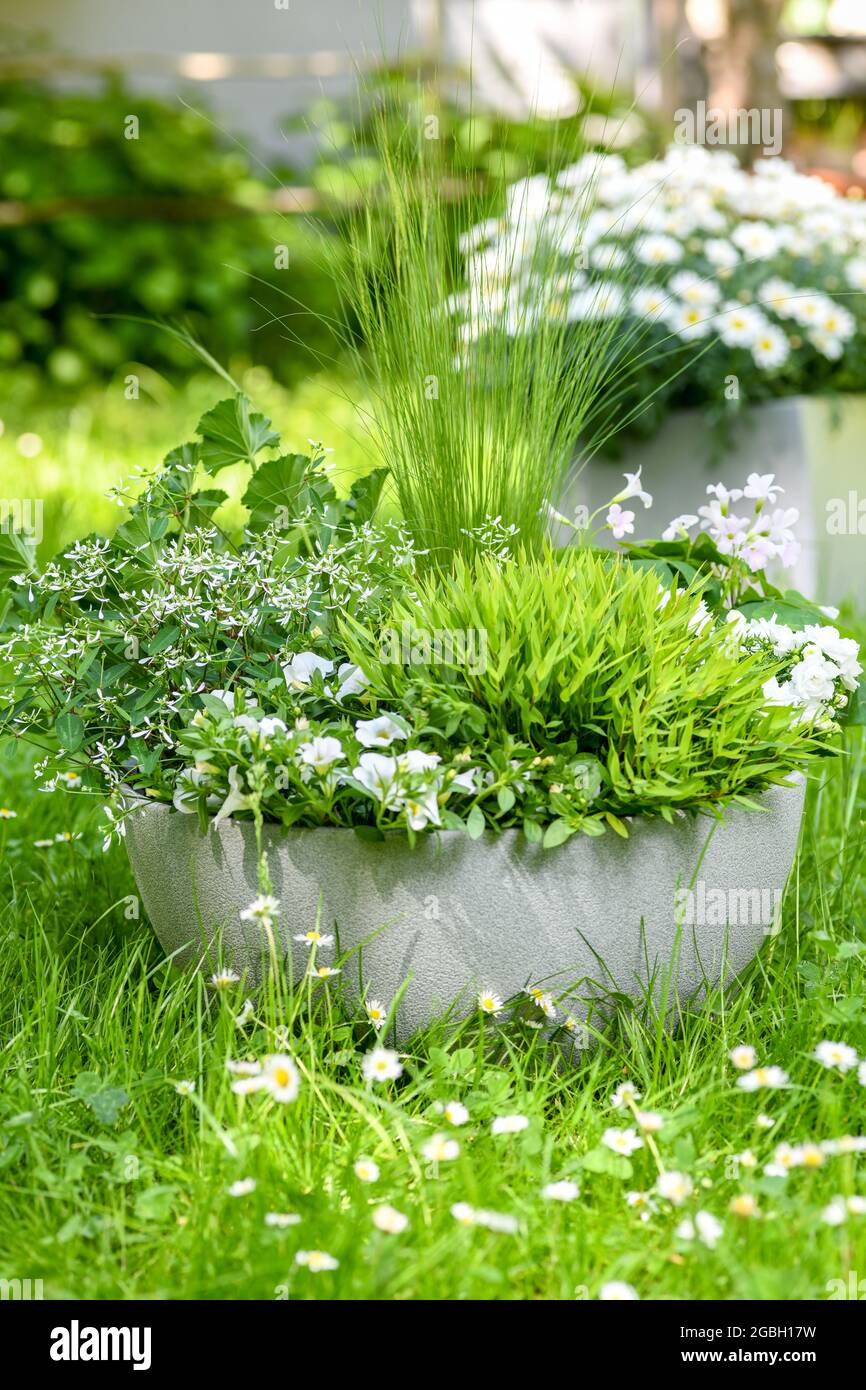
[354,714,407,748]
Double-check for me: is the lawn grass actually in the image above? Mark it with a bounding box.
[1,731,865,1301]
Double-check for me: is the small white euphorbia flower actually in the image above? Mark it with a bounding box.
[174,1079,196,1096]
[602,1127,644,1157]
[444,1100,470,1126]
[295,1249,339,1272]
[294,928,334,947]
[362,1047,404,1083]
[422,1133,460,1163]
[353,1158,380,1183]
[610,1082,642,1108]
[491,1114,529,1136]
[478,989,504,1016]
[729,1044,758,1070]
[599,1280,639,1301]
[227,1178,256,1197]
[656,1171,693,1205]
[372,1204,409,1234]
[265,1212,301,1228]
[736,1066,789,1091]
[813,1040,859,1073]
[541,1180,580,1203]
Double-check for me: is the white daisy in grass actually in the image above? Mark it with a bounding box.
[422,1133,460,1163]
[58,770,82,788]
[372,1204,409,1235]
[822,1198,847,1227]
[599,1280,639,1301]
[173,1080,196,1097]
[209,969,241,990]
[676,1210,723,1249]
[234,998,255,1027]
[752,324,790,369]
[736,1066,789,1091]
[259,1054,301,1103]
[476,1209,519,1234]
[491,1114,529,1136]
[365,999,388,1031]
[294,928,334,948]
[729,1193,759,1218]
[625,1191,658,1220]
[362,1047,403,1083]
[451,1202,478,1226]
[227,1178,256,1197]
[800,1142,826,1169]
[635,1111,663,1133]
[240,894,280,924]
[541,1180,580,1203]
[847,1196,866,1215]
[478,989,504,1016]
[265,1212,301,1228]
[610,1082,641,1108]
[34,839,54,848]
[656,1171,693,1205]
[729,1044,758,1070]
[733,1149,758,1170]
[813,1039,859,1073]
[353,1158,380,1184]
[0,807,17,819]
[295,1249,339,1272]
[444,1100,470,1127]
[308,965,340,980]
[756,1113,775,1130]
[602,1127,643,1157]
[859,1061,866,1087]
[226,1058,261,1077]
[524,986,557,1020]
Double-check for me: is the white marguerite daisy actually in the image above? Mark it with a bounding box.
[295,1249,339,1271]
[729,1044,758,1070]
[656,1171,693,1205]
[354,1158,380,1183]
[478,989,504,1016]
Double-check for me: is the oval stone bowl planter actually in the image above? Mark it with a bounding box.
[125,779,806,1040]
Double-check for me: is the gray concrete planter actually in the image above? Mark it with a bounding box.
[560,394,866,608]
[125,780,806,1039]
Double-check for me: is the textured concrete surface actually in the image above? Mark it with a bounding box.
[125,781,806,1038]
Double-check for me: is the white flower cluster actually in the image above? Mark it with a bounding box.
[452,144,866,370]
[727,615,862,727]
[663,471,800,573]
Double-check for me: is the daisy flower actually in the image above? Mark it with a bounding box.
[295,1249,339,1272]
[372,1204,409,1234]
[541,1180,580,1202]
[227,1178,256,1197]
[308,965,340,980]
[444,1101,470,1126]
[656,1171,693,1205]
[294,928,334,948]
[491,1114,529,1136]
[209,970,241,990]
[610,1082,642,1108]
[173,1079,196,1096]
[362,1048,404,1084]
[365,999,388,1031]
[812,1040,859,1073]
[729,1044,758,1070]
[729,1193,759,1217]
[477,988,504,1015]
[422,1133,460,1162]
[736,1066,789,1091]
[265,1212,301,1228]
[240,894,280,924]
[602,1127,644,1156]
[599,1281,639,1301]
[353,1158,380,1183]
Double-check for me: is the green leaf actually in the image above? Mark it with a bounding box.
[580,1145,632,1179]
[197,394,280,474]
[346,467,388,523]
[0,528,36,582]
[497,786,515,813]
[241,453,310,531]
[542,818,575,850]
[71,1072,129,1126]
[523,817,542,843]
[354,824,385,843]
[55,711,85,752]
[466,806,486,840]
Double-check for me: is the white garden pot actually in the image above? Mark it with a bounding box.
[124,780,805,1040]
[560,394,866,607]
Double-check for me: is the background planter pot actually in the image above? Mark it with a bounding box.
[559,394,866,608]
[125,780,806,1040]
